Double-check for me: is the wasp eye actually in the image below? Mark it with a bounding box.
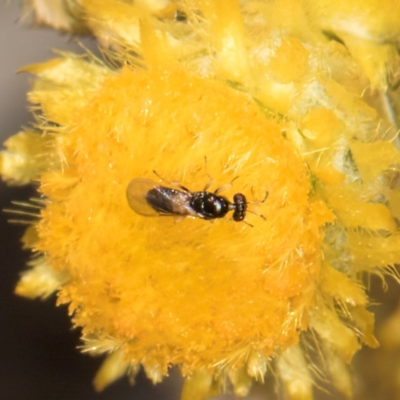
[233,193,246,203]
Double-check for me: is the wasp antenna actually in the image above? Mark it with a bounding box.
[249,190,269,205]
[231,176,239,185]
[247,209,266,220]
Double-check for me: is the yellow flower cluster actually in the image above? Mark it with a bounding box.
[2,1,400,399]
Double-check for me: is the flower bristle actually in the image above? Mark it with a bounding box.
[2,1,400,399]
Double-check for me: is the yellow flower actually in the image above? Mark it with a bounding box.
[2,1,400,399]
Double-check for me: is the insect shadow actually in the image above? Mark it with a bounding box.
[127,170,268,226]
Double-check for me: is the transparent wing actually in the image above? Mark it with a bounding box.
[126,178,161,216]
[127,178,194,217]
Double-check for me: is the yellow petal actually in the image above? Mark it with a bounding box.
[15,257,69,299]
[93,349,130,391]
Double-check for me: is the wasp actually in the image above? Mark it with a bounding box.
[126,174,267,224]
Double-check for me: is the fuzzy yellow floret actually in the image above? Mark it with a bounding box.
[303,0,400,89]
[15,256,69,299]
[4,1,400,398]
[34,63,332,378]
[0,131,52,185]
[20,55,109,125]
[23,0,87,32]
[276,345,313,400]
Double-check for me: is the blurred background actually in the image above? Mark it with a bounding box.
[0,2,185,399]
[1,2,400,400]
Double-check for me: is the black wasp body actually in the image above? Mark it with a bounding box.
[126,178,249,222]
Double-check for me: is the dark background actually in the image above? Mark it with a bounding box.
[1,2,399,400]
[0,2,185,399]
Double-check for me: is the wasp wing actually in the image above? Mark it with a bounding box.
[127,178,162,216]
[127,178,193,217]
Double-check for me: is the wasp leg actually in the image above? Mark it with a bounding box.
[152,170,190,192]
[214,176,238,195]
